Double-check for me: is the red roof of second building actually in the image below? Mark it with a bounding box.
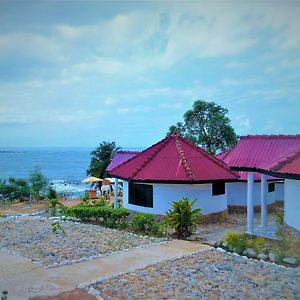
[109,132,238,183]
[219,135,300,170]
[269,150,300,176]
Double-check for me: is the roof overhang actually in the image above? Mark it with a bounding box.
[230,166,300,180]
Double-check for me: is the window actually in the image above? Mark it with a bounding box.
[129,182,153,207]
[268,182,275,193]
[212,182,225,196]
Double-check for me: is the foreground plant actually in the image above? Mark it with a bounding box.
[165,197,201,239]
[51,221,66,235]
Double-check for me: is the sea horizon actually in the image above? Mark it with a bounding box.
[0,146,144,197]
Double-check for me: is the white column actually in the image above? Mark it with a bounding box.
[260,174,267,227]
[247,172,254,234]
[114,178,119,208]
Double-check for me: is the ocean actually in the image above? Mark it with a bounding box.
[0,147,142,198]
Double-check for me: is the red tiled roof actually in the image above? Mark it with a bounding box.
[106,151,140,172]
[219,135,300,170]
[269,150,300,176]
[109,132,238,183]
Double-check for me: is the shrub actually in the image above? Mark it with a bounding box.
[223,231,265,254]
[62,205,130,228]
[164,197,201,239]
[131,213,160,235]
[47,187,57,200]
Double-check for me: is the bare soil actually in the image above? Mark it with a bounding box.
[29,289,96,300]
[196,212,277,244]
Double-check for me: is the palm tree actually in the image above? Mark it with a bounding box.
[87,141,121,180]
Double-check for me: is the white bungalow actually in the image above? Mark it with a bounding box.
[109,132,238,215]
[221,135,300,234]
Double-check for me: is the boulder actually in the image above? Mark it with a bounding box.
[243,248,257,258]
[257,253,268,260]
[282,257,297,266]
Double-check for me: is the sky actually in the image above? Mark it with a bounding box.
[0,0,300,148]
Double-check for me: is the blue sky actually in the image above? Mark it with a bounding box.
[0,1,299,148]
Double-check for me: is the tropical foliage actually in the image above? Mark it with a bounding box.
[167,100,238,154]
[165,197,201,239]
[87,141,121,180]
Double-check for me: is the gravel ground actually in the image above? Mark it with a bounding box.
[89,248,300,300]
[0,217,164,267]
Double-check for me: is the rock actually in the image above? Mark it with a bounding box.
[88,287,100,298]
[282,257,297,266]
[269,253,277,262]
[257,253,268,260]
[243,248,257,258]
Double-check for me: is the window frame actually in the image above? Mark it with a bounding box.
[128,182,153,208]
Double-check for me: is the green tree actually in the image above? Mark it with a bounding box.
[167,100,238,154]
[28,166,48,199]
[87,141,121,179]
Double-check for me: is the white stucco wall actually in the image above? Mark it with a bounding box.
[284,179,300,231]
[227,181,284,206]
[122,181,227,215]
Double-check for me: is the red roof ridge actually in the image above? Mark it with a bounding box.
[174,135,195,180]
[176,135,239,178]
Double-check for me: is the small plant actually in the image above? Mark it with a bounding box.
[164,197,201,239]
[131,213,160,235]
[51,221,66,235]
[48,198,63,216]
[276,210,284,226]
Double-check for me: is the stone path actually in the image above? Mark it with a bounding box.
[0,240,210,300]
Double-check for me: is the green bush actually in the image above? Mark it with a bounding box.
[131,213,160,235]
[223,231,265,254]
[62,205,129,228]
[164,197,201,239]
[0,178,31,201]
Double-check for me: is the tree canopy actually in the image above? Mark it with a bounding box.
[87,141,121,179]
[28,166,48,199]
[167,100,238,154]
